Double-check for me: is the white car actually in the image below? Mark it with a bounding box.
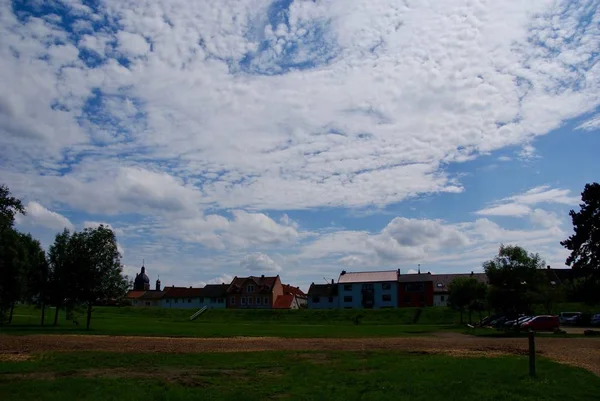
[559,312,581,325]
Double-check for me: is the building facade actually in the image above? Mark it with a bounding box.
[337,270,399,309]
[398,273,434,307]
[431,272,488,307]
[226,275,284,309]
[160,284,228,309]
[307,280,339,309]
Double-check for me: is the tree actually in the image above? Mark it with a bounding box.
[17,233,49,326]
[448,277,487,324]
[69,225,129,329]
[561,182,600,304]
[0,185,26,325]
[48,229,75,326]
[483,245,545,320]
[535,275,564,315]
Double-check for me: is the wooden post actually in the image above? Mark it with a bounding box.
[528,330,536,377]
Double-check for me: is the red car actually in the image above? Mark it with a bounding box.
[520,315,559,331]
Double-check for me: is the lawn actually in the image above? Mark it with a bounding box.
[2,305,463,338]
[0,351,598,401]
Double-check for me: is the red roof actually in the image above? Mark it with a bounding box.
[273,294,294,309]
[227,276,279,294]
[282,284,306,298]
[126,290,146,299]
[163,287,204,298]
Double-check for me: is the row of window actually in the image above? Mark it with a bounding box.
[342,283,393,291]
[312,294,393,303]
[230,296,269,306]
[167,297,224,304]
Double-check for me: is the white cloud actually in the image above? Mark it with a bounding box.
[529,209,562,229]
[83,221,124,236]
[240,253,282,273]
[116,31,150,57]
[577,114,600,131]
[197,273,234,287]
[475,185,579,217]
[16,201,74,231]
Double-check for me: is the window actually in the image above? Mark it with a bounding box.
[312,296,320,303]
[230,297,235,305]
[382,283,391,290]
[362,283,374,290]
[241,297,246,305]
[344,296,353,303]
[344,284,352,291]
[145,302,151,306]
[264,297,269,305]
[188,299,192,303]
[441,295,445,302]
[328,296,333,303]
[436,283,443,288]
[247,285,255,293]
[405,282,425,292]
[248,296,253,305]
[404,295,411,304]
[199,297,204,303]
[256,297,261,305]
[382,294,392,302]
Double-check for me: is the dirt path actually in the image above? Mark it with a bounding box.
[1,333,599,376]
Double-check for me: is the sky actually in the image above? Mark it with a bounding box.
[1,0,600,291]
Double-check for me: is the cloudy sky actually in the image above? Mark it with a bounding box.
[2,0,599,290]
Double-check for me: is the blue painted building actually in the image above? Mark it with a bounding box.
[160,284,228,309]
[337,270,399,309]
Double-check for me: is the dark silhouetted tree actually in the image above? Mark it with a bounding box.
[448,276,487,324]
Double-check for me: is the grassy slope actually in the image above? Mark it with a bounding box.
[2,306,463,338]
[0,351,598,401]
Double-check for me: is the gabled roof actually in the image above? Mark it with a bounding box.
[307,283,338,297]
[398,273,434,283]
[202,284,229,298]
[282,284,306,298]
[227,276,279,294]
[163,286,205,298]
[139,290,167,300]
[430,273,488,293]
[273,294,294,309]
[126,290,146,299]
[338,270,398,283]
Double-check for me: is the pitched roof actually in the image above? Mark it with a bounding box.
[227,276,279,294]
[398,273,434,283]
[126,290,146,299]
[202,284,229,298]
[273,294,294,309]
[139,290,167,300]
[282,284,306,298]
[430,273,488,293]
[307,283,338,297]
[163,286,205,298]
[338,270,398,283]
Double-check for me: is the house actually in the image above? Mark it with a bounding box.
[160,284,228,309]
[278,284,307,309]
[430,272,488,307]
[307,280,339,309]
[226,275,284,309]
[397,273,434,307]
[126,266,164,307]
[338,270,399,309]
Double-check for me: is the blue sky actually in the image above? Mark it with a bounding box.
[1,0,599,290]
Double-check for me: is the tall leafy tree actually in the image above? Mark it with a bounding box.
[48,229,75,326]
[70,225,129,329]
[0,185,26,324]
[447,277,487,324]
[18,233,49,326]
[560,182,600,304]
[484,245,545,319]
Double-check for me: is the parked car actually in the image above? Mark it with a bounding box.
[504,316,532,328]
[559,312,581,325]
[591,314,600,327]
[521,315,560,331]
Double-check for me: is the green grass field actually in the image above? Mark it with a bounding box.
[2,305,464,338]
[0,351,598,401]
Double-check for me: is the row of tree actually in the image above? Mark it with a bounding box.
[0,185,129,329]
[448,183,600,323]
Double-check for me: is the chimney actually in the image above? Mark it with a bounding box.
[547,265,551,269]
[189,286,192,288]
[331,279,334,285]
[341,270,346,275]
[261,274,265,279]
[397,268,400,275]
[470,271,474,276]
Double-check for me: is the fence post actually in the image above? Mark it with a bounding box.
[528,330,536,377]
